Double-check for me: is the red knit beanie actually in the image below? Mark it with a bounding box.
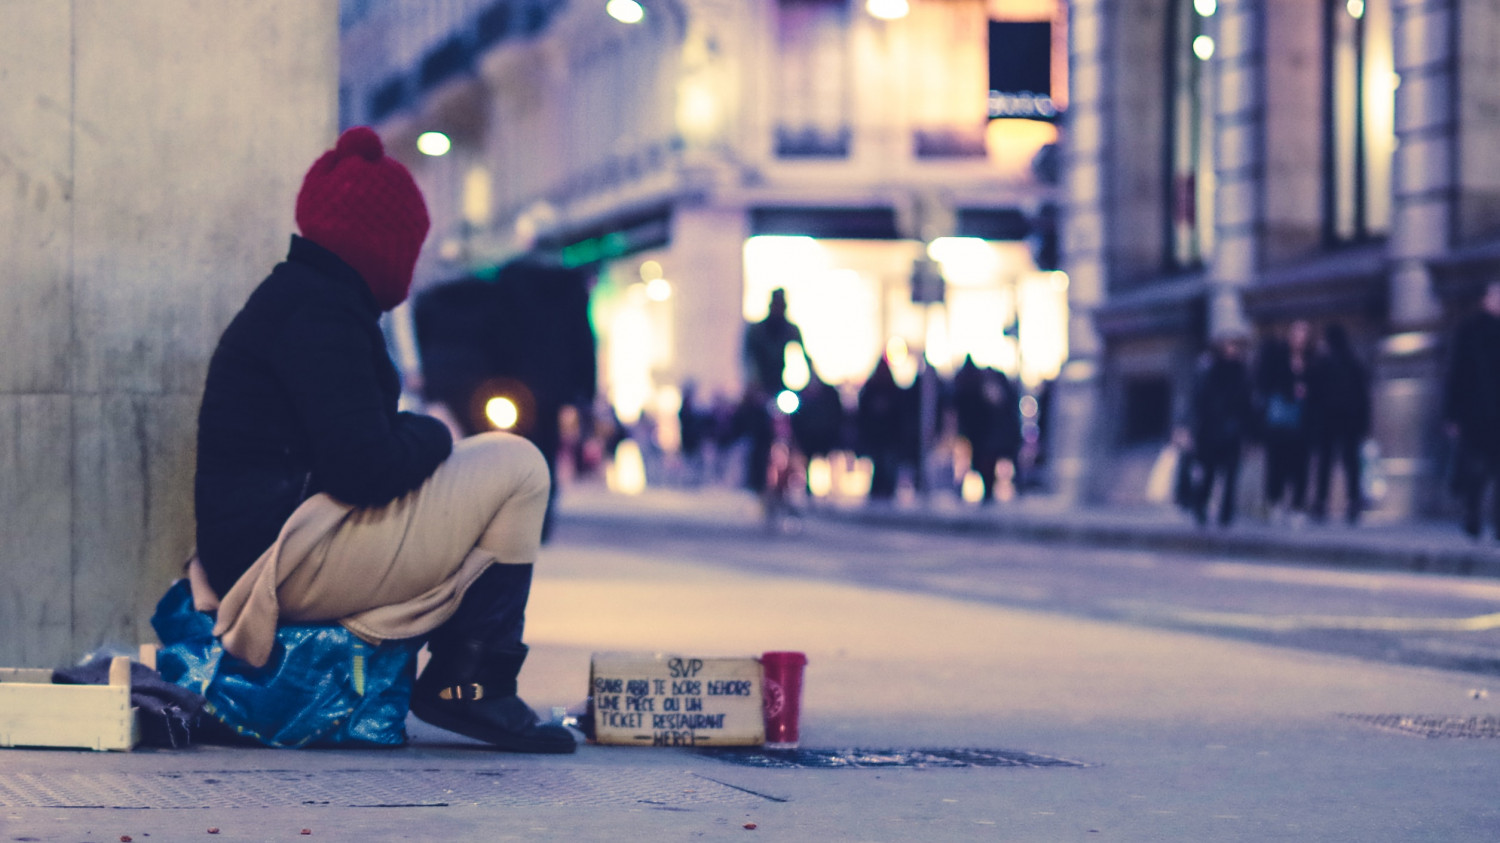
[295,127,430,311]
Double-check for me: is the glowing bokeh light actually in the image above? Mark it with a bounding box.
[961,470,986,504]
[866,0,909,20]
[645,277,673,302]
[485,396,519,430]
[606,0,644,24]
[609,439,648,495]
[416,131,451,156]
[776,390,801,414]
[782,343,811,391]
[807,457,833,498]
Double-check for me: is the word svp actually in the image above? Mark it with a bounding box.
[589,653,765,747]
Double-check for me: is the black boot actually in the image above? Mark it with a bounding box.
[411,639,576,753]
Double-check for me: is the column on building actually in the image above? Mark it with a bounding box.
[1377,0,1457,516]
[1052,0,1109,504]
[1206,0,1262,339]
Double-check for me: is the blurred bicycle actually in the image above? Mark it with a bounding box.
[762,390,806,533]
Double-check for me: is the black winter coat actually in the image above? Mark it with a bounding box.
[1191,354,1253,458]
[1306,349,1370,441]
[1444,311,1500,453]
[195,236,453,597]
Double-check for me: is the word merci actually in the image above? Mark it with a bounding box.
[589,654,764,747]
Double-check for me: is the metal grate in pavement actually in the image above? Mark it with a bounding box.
[697,747,1088,769]
[0,768,768,809]
[1339,714,1500,738]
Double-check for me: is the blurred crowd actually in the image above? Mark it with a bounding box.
[1177,279,1500,538]
[412,270,1500,541]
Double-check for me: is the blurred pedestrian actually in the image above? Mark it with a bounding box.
[1306,322,1371,525]
[194,127,573,753]
[678,379,710,484]
[1443,281,1500,539]
[1255,320,1314,523]
[741,288,806,493]
[791,367,846,466]
[1189,334,1254,526]
[952,356,1021,503]
[857,357,906,501]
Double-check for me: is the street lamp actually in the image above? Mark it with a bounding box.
[866,0,909,20]
[416,131,451,157]
[607,0,645,23]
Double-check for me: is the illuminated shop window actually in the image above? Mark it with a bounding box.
[741,236,1067,389]
[1325,0,1394,242]
[1166,0,1216,269]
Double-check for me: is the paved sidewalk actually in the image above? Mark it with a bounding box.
[3,488,1498,841]
[557,481,1500,577]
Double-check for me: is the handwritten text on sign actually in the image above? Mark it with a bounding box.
[590,654,764,747]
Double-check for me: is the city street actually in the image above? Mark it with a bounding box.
[556,489,1500,679]
[3,488,1499,841]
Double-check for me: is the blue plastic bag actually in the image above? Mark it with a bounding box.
[151,579,421,748]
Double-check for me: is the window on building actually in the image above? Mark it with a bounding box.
[775,0,853,158]
[1324,0,1394,243]
[1165,0,1217,270]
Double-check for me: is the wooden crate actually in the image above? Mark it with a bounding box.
[590,652,764,747]
[0,652,144,752]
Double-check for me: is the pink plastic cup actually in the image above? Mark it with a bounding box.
[760,651,808,749]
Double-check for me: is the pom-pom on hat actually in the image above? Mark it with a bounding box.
[295,127,430,311]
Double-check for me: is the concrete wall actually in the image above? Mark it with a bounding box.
[0,0,337,668]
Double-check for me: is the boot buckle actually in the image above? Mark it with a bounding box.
[438,683,485,701]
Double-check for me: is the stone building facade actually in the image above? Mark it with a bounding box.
[1057,0,1500,520]
[341,0,1068,431]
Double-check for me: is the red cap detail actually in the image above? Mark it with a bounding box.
[295,127,429,310]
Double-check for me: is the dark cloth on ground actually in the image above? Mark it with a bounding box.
[54,657,206,748]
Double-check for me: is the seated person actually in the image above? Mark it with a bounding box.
[192,126,573,753]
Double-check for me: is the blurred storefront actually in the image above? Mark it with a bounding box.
[341,0,1068,476]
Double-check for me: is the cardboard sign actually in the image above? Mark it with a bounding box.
[589,652,764,747]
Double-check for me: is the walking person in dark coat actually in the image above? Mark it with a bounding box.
[194,127,573,753]
[741,288,806,493]
[952,356,1022,503]
[677,379,711,484]
[791,368,846,465]
[1255,320,1315,522]
[857,357,906,501]
[1307,322,1371,524]
[1189,334,1255,526]
[1443,281,1500,539]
